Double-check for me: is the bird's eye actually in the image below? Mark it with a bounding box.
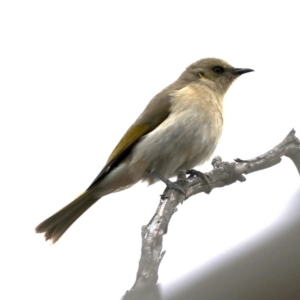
[212,66,224,74]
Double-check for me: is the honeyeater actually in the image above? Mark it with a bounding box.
[35,58,253,243]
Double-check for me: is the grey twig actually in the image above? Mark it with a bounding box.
[127,129,300,293]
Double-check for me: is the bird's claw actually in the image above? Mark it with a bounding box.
[186,169,212,194]
[164,180,186,197]
[151,170,186,198]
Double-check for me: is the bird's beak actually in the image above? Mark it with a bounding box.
[231,68,254,75]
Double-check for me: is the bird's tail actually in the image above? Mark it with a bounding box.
[35,190,99,243]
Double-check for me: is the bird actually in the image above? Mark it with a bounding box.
[35,57,253,243]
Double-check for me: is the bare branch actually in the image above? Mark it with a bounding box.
[126,129,300,295]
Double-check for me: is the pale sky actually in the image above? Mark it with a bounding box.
[1,1,300,299]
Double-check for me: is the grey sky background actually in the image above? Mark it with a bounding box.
[1,1,300,299]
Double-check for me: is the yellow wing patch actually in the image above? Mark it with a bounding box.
[87,123,152,189]
[107,123,151,164]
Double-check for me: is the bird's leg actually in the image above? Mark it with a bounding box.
[186,169,212,194]
[150,170,186,197]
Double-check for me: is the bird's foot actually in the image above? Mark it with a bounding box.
[150,170,186,197]
[186,169,212,194]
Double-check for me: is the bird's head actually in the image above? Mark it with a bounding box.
[180,57,254,95]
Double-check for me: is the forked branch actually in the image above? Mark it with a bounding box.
[125,129,300,296]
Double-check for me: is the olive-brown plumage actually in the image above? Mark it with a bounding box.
[36,58,253,243]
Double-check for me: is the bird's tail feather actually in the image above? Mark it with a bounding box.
[35,191,99,243]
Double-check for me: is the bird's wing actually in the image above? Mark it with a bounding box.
[87,85,178,189]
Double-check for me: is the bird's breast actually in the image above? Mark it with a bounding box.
[132,84,224,183]
[169,84,223,161]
